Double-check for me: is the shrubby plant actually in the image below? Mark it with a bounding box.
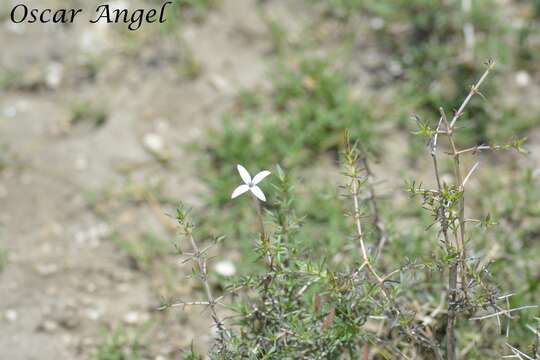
[165,64,538,359]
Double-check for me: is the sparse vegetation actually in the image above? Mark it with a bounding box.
[3,0,539,359]
[0,247,7,272]
[0,143,11,173]
[172,64,540,359]
[165,3,540,355]
[69,100,108,129]
[95,327,146,360]
[113,232,171,272]
[0,69,24,91]
[160,0,219,27]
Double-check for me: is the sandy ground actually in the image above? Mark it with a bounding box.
[1,1,540,359]
[0,0,301,358]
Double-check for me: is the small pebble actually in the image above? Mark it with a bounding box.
[515,70,530,87]
[75,156,88,171]
[5,309,18,322]
[35,263,59,276]
[370,17,385,30]
[85,282,97,293]
[61,334,74,345]
[156,119,169,132]
[214,260,236,277]
[75,223,110,246]
[37,319,58,333]
[142,133,164,153]
[46,62,63,89]
[50,222,64,236]
[209,74,231,93]
[123,311,141,325]
[85,308,101,321]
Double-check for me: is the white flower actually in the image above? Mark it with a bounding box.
[231,164,271,202]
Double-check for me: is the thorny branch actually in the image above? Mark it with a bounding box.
[423,60,535,360]
[358,149,388,262]
[162,206,227,350]
[345,134,444,360]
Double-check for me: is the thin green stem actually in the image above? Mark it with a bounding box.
[252,194,273,270]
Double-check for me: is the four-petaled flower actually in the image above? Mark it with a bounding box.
[231,164,271,202]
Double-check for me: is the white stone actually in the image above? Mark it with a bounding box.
[39,319,58,332]
[75,223,110,246]
[75,156,88,171]
[156,120,169,132]
[515,70,530,87]
[214,260,236,277]
[209,74,232,93]
[75,230,87,244]
[2,106,17,118]
[388,60,403,76]
[35,263,59,276]
[123,311,140,325]
[46,62,63,89]
[143,133,164,153]
[370,17,384,30]
[5,309,18,322]
[85,308,101,321]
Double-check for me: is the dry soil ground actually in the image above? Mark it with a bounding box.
[0,0,302,358]
[1,1,540,360]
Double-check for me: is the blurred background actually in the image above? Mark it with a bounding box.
[0,0,539,359]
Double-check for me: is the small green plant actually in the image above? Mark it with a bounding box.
[266,19,288,55]
[475,168,540,311]
[181,343,204,360]
[0,68,23,90]
[319,0,364,19]
[113,232,171,272]
[167,64,538,359]
[95,327,145,360]
[0,247,8,272]
[69,101,108,129]
[177,53,203,80]
[0,143,11,173]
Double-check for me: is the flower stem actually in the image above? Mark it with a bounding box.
[252,194,273,270]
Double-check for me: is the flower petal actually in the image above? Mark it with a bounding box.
[237,164,251,184]
[252,170,271,185]
[231,184,249,199]
[250,185,266,202]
